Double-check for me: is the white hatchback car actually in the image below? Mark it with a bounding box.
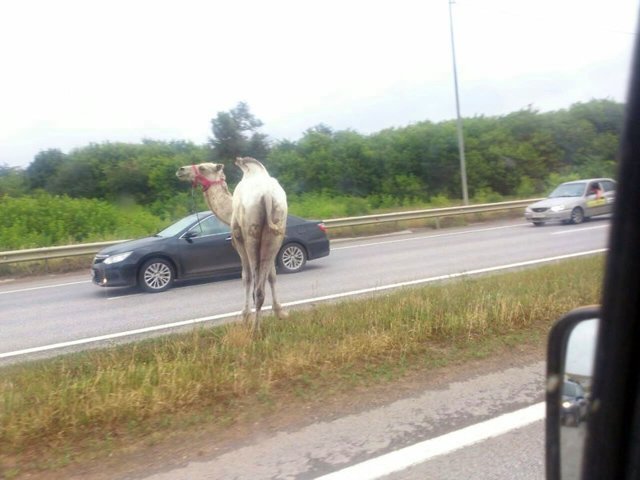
[524,178,616,226]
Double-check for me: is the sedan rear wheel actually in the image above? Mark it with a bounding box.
[277,243,307,273]
[139,258,175,292]
[570,207,585,225]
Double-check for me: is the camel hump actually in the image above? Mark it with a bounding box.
[235,157,269,176]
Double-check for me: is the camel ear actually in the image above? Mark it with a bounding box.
[214,164,223,172]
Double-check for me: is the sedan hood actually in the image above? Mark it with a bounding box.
[97,236,167,256]
[529,197,579,209]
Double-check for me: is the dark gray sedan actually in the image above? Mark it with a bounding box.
[91,212,330,292]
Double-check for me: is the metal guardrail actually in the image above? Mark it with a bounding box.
[0,240,130,265]
[323,198,540,228]
[0,198,540,265]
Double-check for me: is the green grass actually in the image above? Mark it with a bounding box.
[0,255,604,475]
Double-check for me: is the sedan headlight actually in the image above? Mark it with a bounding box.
[562,400,572,409]
[104,251,133,264]
[550,205,566,212]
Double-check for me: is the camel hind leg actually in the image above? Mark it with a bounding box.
[243,233,264,337]
[258,227,287,320]
[252,275,266,337]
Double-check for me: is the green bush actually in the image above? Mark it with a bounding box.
[288,192,372,219]
[428,194,452,208]
[472,187,503,204]
[0,194,165,250]
[515,176,537,197]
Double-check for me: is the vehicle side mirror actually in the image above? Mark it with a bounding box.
[183,231,198,242]
[546,306,600,480]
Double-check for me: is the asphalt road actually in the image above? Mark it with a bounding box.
[0,217,610,364]
[133,358,548,479]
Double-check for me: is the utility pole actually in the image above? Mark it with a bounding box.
[448,0,469,205]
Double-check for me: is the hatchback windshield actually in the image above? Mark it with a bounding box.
[549,182,587,198]
[563,381,583,398]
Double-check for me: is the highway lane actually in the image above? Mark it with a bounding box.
[0,217,610,363]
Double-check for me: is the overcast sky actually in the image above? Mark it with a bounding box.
[1,0,637,168]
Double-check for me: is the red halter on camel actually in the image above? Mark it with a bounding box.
[191,164,226,192]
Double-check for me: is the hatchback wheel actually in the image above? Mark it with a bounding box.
[139,258,175,292]
[277,243,307,273]
[570,207,585,224]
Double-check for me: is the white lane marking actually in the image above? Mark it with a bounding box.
[0,309,243,359]
[551,225,610,235]
[0,249,606,359]
[0,280,89,295]
[107,293,144,301]
[333,223,529,250]
[314,402,545,480]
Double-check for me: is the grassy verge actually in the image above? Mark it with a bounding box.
[0,255,603,476]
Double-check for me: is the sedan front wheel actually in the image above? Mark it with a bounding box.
[138,258,175,292]
[570,207,585,225]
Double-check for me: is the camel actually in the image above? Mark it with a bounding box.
[176,157,288,336]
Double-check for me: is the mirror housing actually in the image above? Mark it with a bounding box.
[183,231,198,242]
[546,305,600,480]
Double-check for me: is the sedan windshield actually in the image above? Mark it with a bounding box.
[549,182,587,198]
[156,213,201,238]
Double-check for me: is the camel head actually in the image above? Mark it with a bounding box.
[176,163,226,191]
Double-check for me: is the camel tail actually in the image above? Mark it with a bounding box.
[263,194,285,236]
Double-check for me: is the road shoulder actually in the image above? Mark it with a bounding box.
[37,341,545,480]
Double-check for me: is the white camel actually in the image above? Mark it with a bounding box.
[176,157,288,336]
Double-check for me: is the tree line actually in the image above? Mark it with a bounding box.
[0,99,624,216]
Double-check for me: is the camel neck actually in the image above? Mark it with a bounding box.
[203,184,233,225]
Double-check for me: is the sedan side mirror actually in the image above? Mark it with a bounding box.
[546,306,600,480]
[183,231,199,242]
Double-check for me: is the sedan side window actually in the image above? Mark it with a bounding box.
[190,216,230,236]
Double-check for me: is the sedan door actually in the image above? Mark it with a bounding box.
[584,181,609,217]
[178,216,240,277]
[600,180,616,215]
